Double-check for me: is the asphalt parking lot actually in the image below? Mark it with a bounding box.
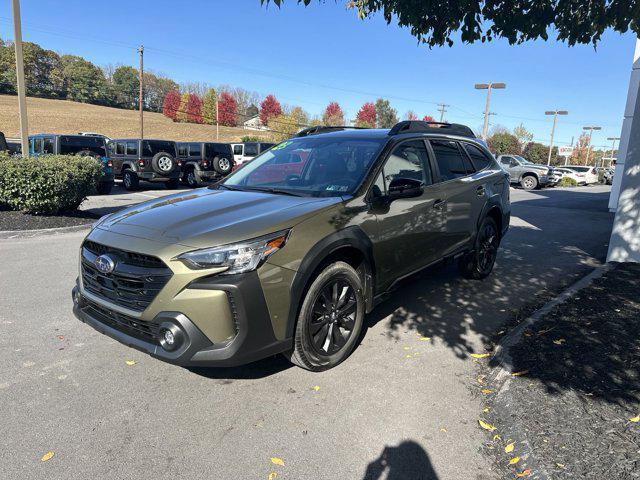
[1,185,614,480]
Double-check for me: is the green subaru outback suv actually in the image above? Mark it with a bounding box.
[72,121,510,371]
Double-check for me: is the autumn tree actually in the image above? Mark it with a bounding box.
[202,88,218,124]
[162,90,181,121]
[218,91,238,126]
[487,132,521,156]
[375,98,398,128]
[186,94,203,124]
[423,115,435,122]
[355,102,376,128]
[323,101,345,126]
[176,92,190,122]
[570,133,592,166]
[268,106,309,142]
[405,111,418,121]
[260,94,282,126]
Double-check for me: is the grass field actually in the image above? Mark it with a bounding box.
[0,95,271,142]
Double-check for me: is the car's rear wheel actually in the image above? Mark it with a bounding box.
[122,170,139,190]
[184,168,199,188]
[458,216,500,280]
[286,261,365,371]
[521,175,538,190]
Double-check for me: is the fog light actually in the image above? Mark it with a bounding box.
[158,323,184,352]
[163,329,175,346]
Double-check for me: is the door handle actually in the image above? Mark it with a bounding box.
[476,186,486,196]
[433,199,446,210]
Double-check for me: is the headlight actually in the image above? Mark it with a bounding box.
[176,230,290,274]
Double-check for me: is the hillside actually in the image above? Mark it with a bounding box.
[0,95,271,142]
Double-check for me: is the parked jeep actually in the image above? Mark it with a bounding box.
[108,139,180,190]
[28,134,115,194]
[496,154,556,190]
[73,121,510,371]
[230,141,275,166]
[176,142,235,187]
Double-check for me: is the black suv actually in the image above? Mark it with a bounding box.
[176,142,235,187]
[28,134,115,194]
[107,139,180,190]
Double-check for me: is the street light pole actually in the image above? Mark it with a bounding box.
[475,82,506,140]
[583,126,602,165]
[606,137,620,167]
[11,0,28,157]
[138,45,144,141]
[545,110,568,165]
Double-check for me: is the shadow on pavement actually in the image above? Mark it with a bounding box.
[186,354,292,380]
[363,441,438,480]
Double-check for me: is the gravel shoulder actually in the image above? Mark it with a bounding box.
[481,263,640,478]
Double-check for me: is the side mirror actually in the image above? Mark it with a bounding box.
[388,178,424,200]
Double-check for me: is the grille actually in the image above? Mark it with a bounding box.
[81,241,172,312]
[83,299,160,342]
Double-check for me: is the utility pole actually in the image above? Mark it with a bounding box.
[12,0,28,157]
[138,45,144,140]
[475,83,506,140]
[583,125,601,165]
[216,97,219,141]
[544,110,568,165]
[437,103,449,122]
[606,137,620,167]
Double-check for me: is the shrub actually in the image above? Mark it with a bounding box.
[240,136,261,142]
[0,153,102,214]
[558,176,578,187]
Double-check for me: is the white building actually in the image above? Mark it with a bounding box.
[243,115,267,131]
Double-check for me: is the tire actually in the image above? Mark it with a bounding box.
[164,178,179,189]
[285,261,365,371]
[212,156,234,175]
[458,216,500,280]
[151,152,177,175]
[122,169,139,190]
[184,168,199,188]
[96,181,113,195]
[521,175,538,190]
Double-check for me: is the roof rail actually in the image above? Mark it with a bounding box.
[388,121,476,138]
[295,126,364,138]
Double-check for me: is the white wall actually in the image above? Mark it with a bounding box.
[607,39,640,262]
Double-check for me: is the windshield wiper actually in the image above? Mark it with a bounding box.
[242,186,304,197]
[215,184,243,191]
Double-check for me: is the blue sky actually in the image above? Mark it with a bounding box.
[0,0,636,149]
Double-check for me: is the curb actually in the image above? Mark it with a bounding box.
[0,222,92,239]
[485,263,614,479]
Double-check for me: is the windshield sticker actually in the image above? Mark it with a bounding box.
[326,185,350,192]
[271,141,293,151]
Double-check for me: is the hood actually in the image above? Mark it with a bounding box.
[528,164,550,171]
[97,188,341,248]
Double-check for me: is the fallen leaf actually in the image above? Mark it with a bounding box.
[57,335,64,340]
[553,338,566,345]
[505,442,515,453]
[440,428,447,432]
[555,463,565,469]
[481,389,493,394]
[268,473,277,480]
[509,456,521,465]
[511,370,529,377]
[470,353,491,359]
[478,419,497,432]
[270,457,285,467]
[493,434,501,441]
[483,407,490,413]
[516,469,532,477]
[41,451,54,462]
[403,346,411,350]
[477,375,486,384]
[419,337,431,341]
[311,386,320,392]
[405,354,412,359]
[125,360,136,366]
[629,415,639,423]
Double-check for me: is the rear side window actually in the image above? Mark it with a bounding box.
[463,143,492,171]
[116,142,125,155]
[43,137,54,154]
[189,143,201,157]
[34,137,43,153]
[177,144,187,156]
[233,145,243,155]
[59,136,106,156]
[244,143,259,156]
[126,141,138,156]
[430,140,473,181]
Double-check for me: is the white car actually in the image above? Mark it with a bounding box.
[230,142,275,166]
[563,165,599,185]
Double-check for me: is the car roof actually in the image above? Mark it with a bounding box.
[110,138,176,142]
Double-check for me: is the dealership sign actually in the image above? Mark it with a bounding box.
[558,146,574,157]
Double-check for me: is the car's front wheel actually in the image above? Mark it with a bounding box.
[459,216,500,280]
[286,261,365,371]
[122,170,139,190]
[521,175,538,190]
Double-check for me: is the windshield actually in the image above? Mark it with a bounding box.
[513,155,534,165]
[222,137,386,197]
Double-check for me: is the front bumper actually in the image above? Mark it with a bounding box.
[72,270,291,367]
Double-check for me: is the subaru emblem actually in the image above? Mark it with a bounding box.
[94,254,116,274]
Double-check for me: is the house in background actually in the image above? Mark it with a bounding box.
[243,115,267,131]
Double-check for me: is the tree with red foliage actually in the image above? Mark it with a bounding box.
[405,111,418,121]
[423,115,435,122]
[218,91,238,126]
[186,94,203,124]
[323,101,345,126]
[355,102,376,128]
[162,90,181,121]
[260,94,282,126]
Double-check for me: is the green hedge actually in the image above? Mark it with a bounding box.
[0,152,103,214]
[558,176,578,187]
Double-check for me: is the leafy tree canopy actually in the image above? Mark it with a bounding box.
[262,0,640,46]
